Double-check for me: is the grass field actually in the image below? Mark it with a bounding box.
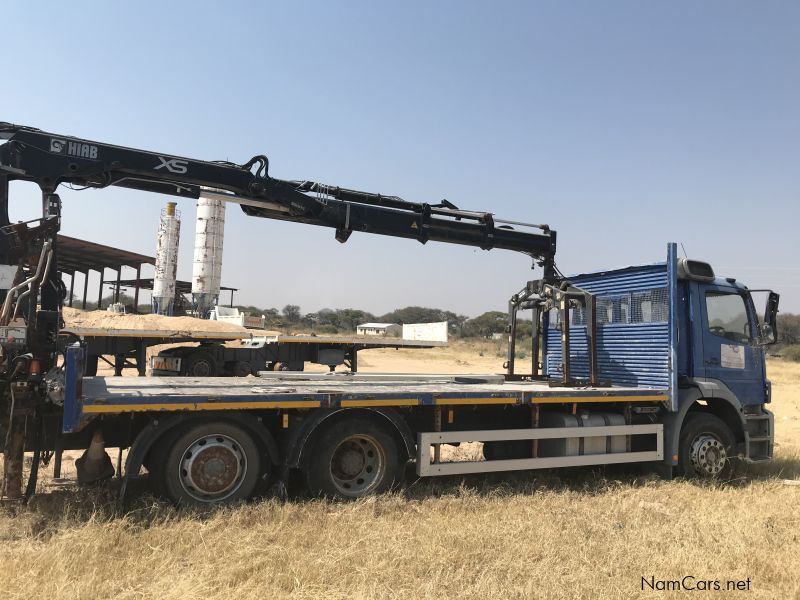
[1,348,799,599]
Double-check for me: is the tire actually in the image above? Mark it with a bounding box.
[85,355,99,376]
[157,421,264,506]
[233,361,252,377]
[304,417,403,499]
[676,413,737,479]
[183,352,217,377]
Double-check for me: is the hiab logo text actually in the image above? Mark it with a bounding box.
[49,137,99,159]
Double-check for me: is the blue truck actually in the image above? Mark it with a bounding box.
[48,243,776,505]
[0,123,779,505]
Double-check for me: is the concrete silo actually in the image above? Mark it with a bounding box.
[191,197,226,317]
[151,202,181,315]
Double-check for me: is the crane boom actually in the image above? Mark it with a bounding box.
[0,122,556,275]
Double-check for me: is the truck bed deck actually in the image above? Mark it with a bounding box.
[77,373,668,418]
[258,334,447,348]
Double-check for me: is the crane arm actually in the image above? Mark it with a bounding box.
[0,122,557,275]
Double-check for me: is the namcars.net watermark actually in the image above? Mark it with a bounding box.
[642,576,752,592]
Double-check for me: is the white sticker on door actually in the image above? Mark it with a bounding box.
[721,344,745,369]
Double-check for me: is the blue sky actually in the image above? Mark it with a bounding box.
[3,1,799,315]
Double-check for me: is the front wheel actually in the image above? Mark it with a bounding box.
[676,413,736,479]
[304,418,403,499]
[154,421,264,506]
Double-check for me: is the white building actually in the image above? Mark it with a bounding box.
[356,323,401,337]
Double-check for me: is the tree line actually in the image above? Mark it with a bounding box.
[73,293,519,338]
[246,304,525,338]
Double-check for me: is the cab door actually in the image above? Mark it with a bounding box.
[699,284,764,406]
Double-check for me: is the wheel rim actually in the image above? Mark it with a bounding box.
[329,434,386,496]
[189,359,213,377]
[690,433,728,477]
[235,362,251,377]
[178,434,247,502]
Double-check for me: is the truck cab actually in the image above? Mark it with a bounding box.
[679,265,771,405]
[542,245,779,475]
[676,260,778,466]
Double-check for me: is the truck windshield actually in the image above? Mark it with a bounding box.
[705,292,750,343]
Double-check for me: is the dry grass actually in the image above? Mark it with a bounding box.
[1,357,799,599]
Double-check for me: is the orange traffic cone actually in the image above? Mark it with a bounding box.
[75,430,115,484]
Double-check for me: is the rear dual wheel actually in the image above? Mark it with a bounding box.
[151,421,265,506]
[183,352,217,377]
[304,418,404,499]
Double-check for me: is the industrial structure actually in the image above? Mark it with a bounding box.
[151,202,181,315]
[57,235,154,311]
[191,196,225,317]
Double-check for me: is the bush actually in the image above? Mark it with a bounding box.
[315,324,340,334]
[779,345,800,362]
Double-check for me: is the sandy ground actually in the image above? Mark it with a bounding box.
[62,307,251,334]
[1,344,799,599]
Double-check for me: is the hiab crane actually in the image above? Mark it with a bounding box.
[0,122,780,506]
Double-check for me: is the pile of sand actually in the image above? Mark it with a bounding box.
[62,307,251,335]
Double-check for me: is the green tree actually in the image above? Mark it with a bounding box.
[282,304,301,323]
[379,306,468,333]
[778,313,800,345]
[463,311,508,337]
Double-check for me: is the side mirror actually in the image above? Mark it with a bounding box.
[763,292,780,345]
[758,323,775,345]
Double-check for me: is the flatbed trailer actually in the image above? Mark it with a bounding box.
[60,327,245,376]
[60,327,445,376]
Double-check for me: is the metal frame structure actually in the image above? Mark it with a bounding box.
[417,424,664,476]
[504,278,600,387]
[101,278,239,312]
[57,235,153,311]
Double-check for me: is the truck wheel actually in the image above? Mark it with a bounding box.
[304,418,402,499]
[184,352,216,377]
[676,413,736,479]
[157,421,263,506]
[85,355,99,376]
[233,361,252,377]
